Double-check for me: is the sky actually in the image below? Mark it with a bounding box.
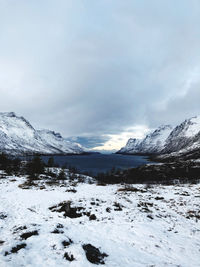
[0,0,200,151]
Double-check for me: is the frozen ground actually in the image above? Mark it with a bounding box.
[0,172,200,267]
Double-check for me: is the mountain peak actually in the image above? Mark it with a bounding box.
[0,112,16,117]
[157,125,172,130]
[184,116,200,137]
[118,116,200,156]
[0,112,84,155]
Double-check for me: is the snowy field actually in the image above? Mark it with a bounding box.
[0,172,200,267]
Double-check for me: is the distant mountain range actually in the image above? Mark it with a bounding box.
[0,112,84,155]
[117,116,200,158]
[1,112,200,158]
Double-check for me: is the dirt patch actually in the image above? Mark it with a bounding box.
[118,187,147,193]
[49,201,97,220]
[186,210,200,220]
[51,224,64,234]
[20,230,39,240]
[62,238,73,248]
[13,225,27,233]
[89,214,97,220]
[18,180,37,189]
[56,223,64,228]
[0,240,5,246]
[66,189,77,193]
[0,212,7,219]
[63,252,75,261]
[106,207,111,213]
[82,244,108,265]
[155,196,164,200]
[147,214,154,220]
[39,185,46,190]
[138,202,153,213]
[5,243,27,256]
[97,183,107,186]
[113,202,123,211]
[51,228,64,234]
[180,191,190,196]
[49,201,83,218]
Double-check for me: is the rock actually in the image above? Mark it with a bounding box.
[63,252,75,261]
[82,244,108,265]
[20,230,39,240]
[5,243,26,256]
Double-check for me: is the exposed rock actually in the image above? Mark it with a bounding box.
[20,230,39,240]
[5,243,27,256]
[63,252,75,261]
[62,238,73,248]
[82,244,108,265]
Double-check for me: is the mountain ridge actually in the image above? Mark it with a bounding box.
[118,116,200,157]
[0,112,85,155]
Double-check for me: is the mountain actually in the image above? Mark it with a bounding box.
[117,138,141,154]
[38,129,83,154]
[118,116,200,157]
[163,116,200,154]
[137,125,173,153]
[118,125,173,154]
[0,112,84,155]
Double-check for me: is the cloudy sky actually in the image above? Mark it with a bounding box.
[0,0,200,151]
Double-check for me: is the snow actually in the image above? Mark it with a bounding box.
[138,125,173,153]
[119,116,200,156]
[118,138,141,153]
[0,112,84,155]
[185,116,200,138]
[119,125,173,154]
[0,174,200,266]
[38,130,83,154]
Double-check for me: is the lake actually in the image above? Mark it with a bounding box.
[41,153,152,176]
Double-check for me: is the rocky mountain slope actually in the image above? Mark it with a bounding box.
[163,116,200,154]
[117,138,141,154]
[118,125,173,154]
[118,116,200,156]
[0,112,84,155]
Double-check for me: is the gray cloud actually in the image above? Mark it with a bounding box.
[0,0,200,148]
[147,79,200,127]
[66,135,110,149]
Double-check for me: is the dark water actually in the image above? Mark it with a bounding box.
[41,154,152,176]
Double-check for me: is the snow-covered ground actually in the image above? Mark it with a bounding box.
[0,173,200,267]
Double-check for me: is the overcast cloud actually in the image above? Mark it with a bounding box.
[0,0,200,150]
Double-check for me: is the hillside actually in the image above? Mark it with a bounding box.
[0,112,84,155]
[118,116,200,158]
[0,170,199,266]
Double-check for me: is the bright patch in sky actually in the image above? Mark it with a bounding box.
[92,125,149,151]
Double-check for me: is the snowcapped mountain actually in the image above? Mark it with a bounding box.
[137,125,173,153]
[118,138,141,154]
[118,116,200,156]
[38,129,83,154]
[0,112,84,155]
[118,125,173,154]
[163,116,200,154]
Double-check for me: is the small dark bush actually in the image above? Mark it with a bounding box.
[63,252,75,261]
[82,244,108,264]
